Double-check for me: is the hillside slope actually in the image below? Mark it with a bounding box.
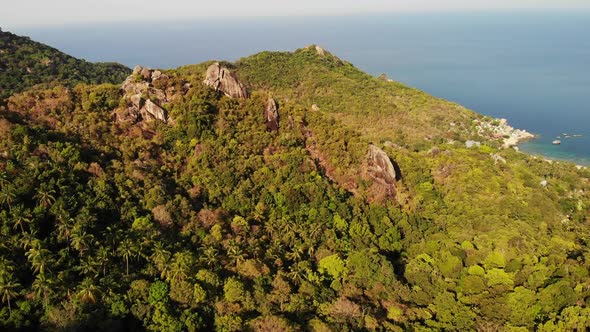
[0,42,589,331]
[0,29,130,101]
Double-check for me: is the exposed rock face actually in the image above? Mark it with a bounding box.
[141,100,167,122]
[140,67,152,80]
[203,63,248,99]
[305,44,328,57]
[130,94,142,108]
[366,144,397,184]
[116,65,172,123]
[264,98,279,131]
[364,144,398,200]
[491,153,507,164]
[377,73,394,82]
[315,45,326,56]
[151,70,162,81]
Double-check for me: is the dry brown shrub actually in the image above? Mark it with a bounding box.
[152,204,173,227]
[197,208,224,229]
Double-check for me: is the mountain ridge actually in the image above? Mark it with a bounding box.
[0,33,589,331]
[0,29,130,102]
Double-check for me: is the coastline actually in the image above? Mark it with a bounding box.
[477,117,588,169]
[518,140,590,168]
[475,117,536,148]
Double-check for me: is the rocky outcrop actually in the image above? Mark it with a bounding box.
[364,144,398,199]
[130,65,169,84]
[315,45,326,57]
[264,98,279,131]
[475,118,535,148]
[304,44,328,57]
[203,63,248,99]
[491,153,507,164]
[366,144,397,184]
[116,66,171,123]
[141,100,167,122]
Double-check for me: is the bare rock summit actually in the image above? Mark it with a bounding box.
[115,65,174,123]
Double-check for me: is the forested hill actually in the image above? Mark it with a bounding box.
[0,29,130,101]
[0,40,590,331]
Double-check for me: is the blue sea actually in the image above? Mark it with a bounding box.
[14,10,590,164]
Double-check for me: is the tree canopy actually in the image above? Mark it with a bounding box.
[0,39,589,331]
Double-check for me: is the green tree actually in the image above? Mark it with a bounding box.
[0,274,20,315]
[165,251,194,283]
[117,238,138,276]
[10,204,31,234]
[32,272,53,306]
[26,246,54,275]
[0,184,17,209]
[77,278,100,304]
[34,188,56,209]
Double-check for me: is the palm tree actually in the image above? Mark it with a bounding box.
[32,273,53,306]
[26,246,53,275]
[77,278,99,304]
[117,238,137,275]
[0,171,9,188]
[0,275,20,315]
[0,259,14,274]
[96,247,110,276]
[0,184,16,209]
[70,230,94,256]
[34,188,56,209]
[150,242,170,272]
[11,204,31,234]
[20,230,39,250]
[56,217,75,243]
[285,245,304,263]
[287,262,309,285]
[77,256,99,277]
[308,221,326,241]
[166,251,194,282]
[264,219,279,237]
[266,240,285,263]
[104,226,122,254]
[226,240,246,268]
[199,246,218,268]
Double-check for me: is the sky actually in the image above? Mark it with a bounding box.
[2,0,590,28]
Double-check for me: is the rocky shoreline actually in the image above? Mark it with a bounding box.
[475,117,536,148]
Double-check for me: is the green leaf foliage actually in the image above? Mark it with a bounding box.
[0,38,589,330]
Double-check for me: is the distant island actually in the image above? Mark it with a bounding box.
[1,30,590,331]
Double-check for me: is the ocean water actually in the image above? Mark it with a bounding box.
[14,11,590,164]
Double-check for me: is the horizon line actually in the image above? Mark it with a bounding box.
[4,7,590,30]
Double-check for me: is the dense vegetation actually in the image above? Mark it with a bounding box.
[0,29,130,102]
[0,41,589,331]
